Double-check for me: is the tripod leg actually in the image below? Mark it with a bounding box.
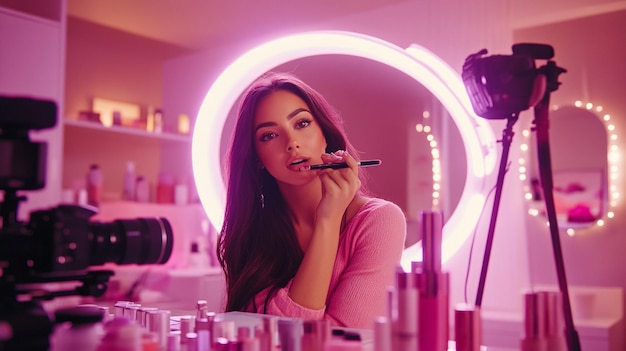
[474,116,517,307]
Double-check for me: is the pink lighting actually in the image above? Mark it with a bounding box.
[191,31,497,269]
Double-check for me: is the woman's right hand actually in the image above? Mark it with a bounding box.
[288,150,361,310]
[315,150,361,224]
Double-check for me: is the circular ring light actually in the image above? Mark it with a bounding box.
[192,31,497,271]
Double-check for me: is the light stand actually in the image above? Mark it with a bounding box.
[464,45,580,351]
[474,114,518,307]
[531,61,580,351]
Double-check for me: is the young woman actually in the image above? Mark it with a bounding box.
[217,71,406,328]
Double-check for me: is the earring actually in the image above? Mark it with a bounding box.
[259,181,265,209]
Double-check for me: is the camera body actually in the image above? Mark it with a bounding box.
[461,43,556,119]
[1,204,173,282]
[1,96,174,351]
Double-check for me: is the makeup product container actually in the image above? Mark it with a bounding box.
[302,320,330,351]
[393,269,418,351]
[520,290,567,351]
[414,210,450,351]
[277,319,303,351]
[454,303,481,351]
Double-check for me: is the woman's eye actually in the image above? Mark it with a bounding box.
[259,132,277,142]
[296,119,312,129]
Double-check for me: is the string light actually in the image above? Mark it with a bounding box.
[518,101,621,235]
[415,110,442,209]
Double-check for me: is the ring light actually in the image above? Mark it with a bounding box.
[192,31,497,271]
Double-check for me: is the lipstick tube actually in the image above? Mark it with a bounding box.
[415,210,449,351]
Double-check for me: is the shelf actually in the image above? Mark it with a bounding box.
[63,118,191,143]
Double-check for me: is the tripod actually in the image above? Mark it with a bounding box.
[472,59,580,350]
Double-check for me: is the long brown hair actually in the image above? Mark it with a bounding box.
[218,71,369,312]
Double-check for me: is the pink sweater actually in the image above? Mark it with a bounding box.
[249,198,406,329]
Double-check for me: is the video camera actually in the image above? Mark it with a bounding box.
[461,43,566,119]
[0,96,174,350]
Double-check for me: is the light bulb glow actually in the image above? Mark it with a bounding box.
[517,101,621,234]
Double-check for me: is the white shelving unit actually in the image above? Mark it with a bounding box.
[63,118,191,143]
[62,117,194,201]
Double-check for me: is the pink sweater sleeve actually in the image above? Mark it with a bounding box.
[251,199,406,329]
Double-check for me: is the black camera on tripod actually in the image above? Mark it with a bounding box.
[0,96,174,350]
[461,43,566,120]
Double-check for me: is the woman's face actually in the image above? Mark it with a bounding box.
[253,90,327,186]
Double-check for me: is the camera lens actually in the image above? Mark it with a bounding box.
[88,217,173,266]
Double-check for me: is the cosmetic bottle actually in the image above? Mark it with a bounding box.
[255,316,278,351]
[157,172,175,204]
[147,309,171,351]
[214,319,237,342]
[87,164,103,207]
[174,181,189,205]
[154,109,163,133]
[373,316,392,351]
[167,331,181,351]
[137,307,158,328]
[392,268,418,351]
[196,311,216,346]
[454,303,481,351]
[187,241,209,268]
[135,176,150,203]
[520,290,567,351]
[179,316,196,346]
[302,320,330,351]
[414,210,450,351]
[184,332,198,351]
[123,161,136,201]
[277,319,303,351]
[240,336,261,351]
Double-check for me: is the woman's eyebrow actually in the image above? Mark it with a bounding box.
[254,108,311,132]
[286,107,310,120]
